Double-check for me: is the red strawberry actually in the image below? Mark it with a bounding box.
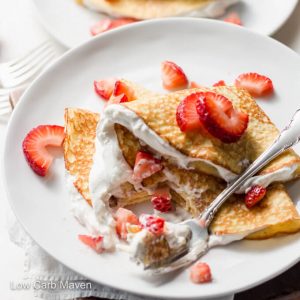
[151,186,172,212]
[22,125,65,176]
[245,185,266,208]
[190,262,212,284]
[90,18,136,36]
[113,80,135,102]
[161,61,188,91]
[94,78,117,100]
[115,208,140,239]
[196,92,249,143]
[235,72,274,97]
[176,93,204,132]
[223,13,242,26]
[139,214,165,236]
[132,151,163,181]
[213,80,226,87]
[78,235,103,253]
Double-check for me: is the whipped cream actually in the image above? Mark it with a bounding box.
[66,172,118,249]
[209,231,252,248]
[236,164,298,194]
[180,0,239,18]
[126,221,191,264]
[164,222,192,250]
[155,206,192,223]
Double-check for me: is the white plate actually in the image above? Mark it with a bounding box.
[4,19,300,299]
[32,0,299,48]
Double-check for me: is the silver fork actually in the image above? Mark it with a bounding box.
[0,40,58,88]
[149,109,300,275]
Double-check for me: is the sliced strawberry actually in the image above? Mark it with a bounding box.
[78,235,103,253]
[151,186,172,213]
[115,208,140,240]
[223,13,242,26]
[132,151,163,182]
[90,18,136,36]
[22,125,65,176]
[213,80,226,87]
[235,72,274,97]
[139,214,165,236]
[176,93,204,132]
[245,185,266,208]
[161,61,188,91]
[190,262,212,284]
[196,91,249,143]
[94,78,117,100]
[113,80,135,102]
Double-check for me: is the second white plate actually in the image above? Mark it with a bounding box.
[33,0,299,48]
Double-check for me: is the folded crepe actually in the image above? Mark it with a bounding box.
[122,86,300,182]
[64,82,300,240]
[76,0,238,19]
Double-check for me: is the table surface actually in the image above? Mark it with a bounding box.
[1,1,300,299]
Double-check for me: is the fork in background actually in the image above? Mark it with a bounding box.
[0,89,12,117]
[0,40,58,88]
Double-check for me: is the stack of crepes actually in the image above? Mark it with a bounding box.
[76,0,239,19]
[64,80,300,252]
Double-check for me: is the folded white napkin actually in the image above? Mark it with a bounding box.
[6,88,234,300]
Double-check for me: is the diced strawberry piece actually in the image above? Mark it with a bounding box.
[190,262,212,284]
[196,91,249,143]
[78,235,103,253]
[245,185,266,208]
[176,93,204,132]
[151,186,172,213]
[113,80,135,102]
[223,13,242,26]
[90,18,136,36]
[213,80,226,87]
[139,214,165,236]
[235,72,274,97]
[94,78,117,100]
[132,151,163,182]
[22,125,65,176]
[190,81,203,89]
[115,208,140,240]
[161,61,188,91]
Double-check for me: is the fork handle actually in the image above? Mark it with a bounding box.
[198,108,300,228]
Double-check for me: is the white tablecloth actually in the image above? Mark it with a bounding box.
[1,0,300,299]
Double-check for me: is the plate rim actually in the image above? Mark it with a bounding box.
[3,18,300,299]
